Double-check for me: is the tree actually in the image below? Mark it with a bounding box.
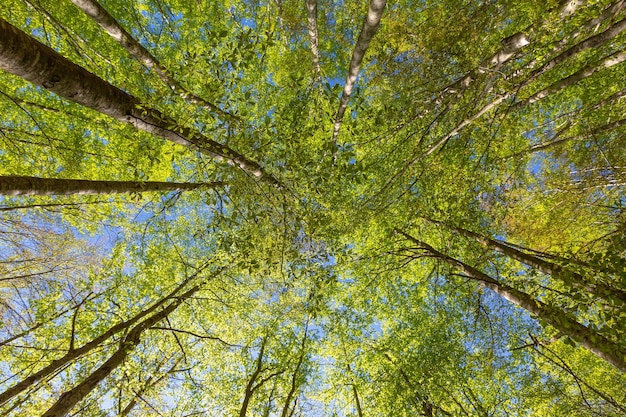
[0,175,223,196]
[0,264,219,407]
[1,0,625,415]
[0,16,276,183]
[395,229,626,372]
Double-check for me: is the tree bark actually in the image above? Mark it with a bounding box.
[0,17,277,184]
[69,0,236,121]
[0,176,223,196]
[239,337,266,417]
[396,230,626,372]
[409,14,626,165]
[437,0,619,105]
[41,283,201,417]
[331,0,386,144]
[520,15,626,88]
[426,219,626,306]
[0,266,217,406]
[305,0,323,89]
[279,324,308,417]
[516,50,626,108]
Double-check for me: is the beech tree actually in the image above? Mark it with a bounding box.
[1,0,625,416]
[0,175,223,196]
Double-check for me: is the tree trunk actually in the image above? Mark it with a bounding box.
[0,266,217,406]
[279,324,308,417]
[41,283,201,417]
[413,14,626,162]
[426,219,626,306]
[517,50,626,108]
[519,16,626,89]
[440,0,622,102]
[0,175,222,196]
[239,337,266,417]
[0,17,277,184]
[69,0,236,121]
[305,0,323,89]
[396,230,626,372]
[331,0,387,144]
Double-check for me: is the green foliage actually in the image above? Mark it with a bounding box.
[1,0,625,415]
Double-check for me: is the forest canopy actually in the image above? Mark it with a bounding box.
[0,0,625,415]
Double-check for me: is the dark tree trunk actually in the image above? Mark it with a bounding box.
[0,267,217,406]
[0,176,222,196]
[41,283,201,417]
[0,17,277,184]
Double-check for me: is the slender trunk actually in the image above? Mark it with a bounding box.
[344,361,364,417]
[279,324,308,417]
[41,284,200,417]
[502,117,626,160]
[0,266,216,406]
[532,344,626,413]
[503,1,625,89]
[419,95,507,159]
[440,0,616,101]
[305,0,322,89]
[442,31,528,98]
[239,337,266,417]
[331,0,386,144]
[415,14,626,162]
[396,230,626,372]
[69,0,235,121]
[0,17,277,184]
[427,219,626,306]
[521,16,626,87]
[0,176,222,196]
[352,380,364,417]
[517,50,626,108]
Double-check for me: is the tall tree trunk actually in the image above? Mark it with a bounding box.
[426,219,626,306]
[516,50,626,108]
[0,17,277,184]
[0,176,223,196]
[0,266,218,406]
[501,117,626,161]
[518,15,626,89]
[305,0,323,90]
[41,283,201,417]
[440,0,622,102]
[350,367,364,417]
[238,336,284,417]
[69,0,236,121]
[279,323,308,417]
[414,14,626,162]
[239,337,266,417]
[331,0,386,144]
[396,230,626,372]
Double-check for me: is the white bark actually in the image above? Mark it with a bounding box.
[331,0,387,144]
